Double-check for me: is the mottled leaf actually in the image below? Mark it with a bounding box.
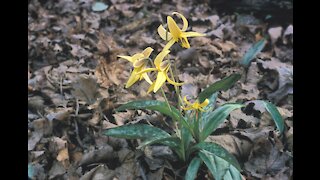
[198,74,241,103]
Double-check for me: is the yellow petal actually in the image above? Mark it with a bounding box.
[154,50,170,69]
[158,25,172,41]
[167,16,181,39]
[118,55,133,62]
[163,39,176,51]
[137,68,157,75]
[183,96,192,106]
[131,53,144,62]
[165,72,184,86]
[172,12,188,31]
[199,99,209,107]
[142,47,154,58]
[182,31,206,37]
[125,69,140,88]
[180,37,190,48]
[142,73,153,85]
[154,72,167,92]
[147,82,155,94]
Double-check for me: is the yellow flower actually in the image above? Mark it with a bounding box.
[158,12,206,51]
[118,47,154,88]
[182,96,209,112]
[138,50,184,93]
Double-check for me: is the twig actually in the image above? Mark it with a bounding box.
[74,98,86,149]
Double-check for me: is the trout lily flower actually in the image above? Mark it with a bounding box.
[158,12,206,51]
[182,96,209,112]
[118,47,154,88]
[138,50,184,93]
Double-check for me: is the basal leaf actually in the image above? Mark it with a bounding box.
[194,142,241,171]
[185,157,202,180]
[198,74,241,103]
[104,124,170,140]
[262,101,285,133]
[138,137,181,149]
[200,103,244,141]
[199,150,242,180]
[116,100,180,121]
[240,38,266,67]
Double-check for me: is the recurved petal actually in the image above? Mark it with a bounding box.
[136,68,157,75]
[131,53,145,62]
[199,99,209,107]
[158,25,172,41]
[165,73,184,86]
[154,72,167,93]
[183,96,192,105]
[142,73,153,85]
[167,16,181,39]
[118,55,133,62]
[154,50,170,69]
[147,82,155,94]
[125,69,140,88]
[182,106,193,111]
[142,47,154,58]
[182,31,206,37]
[180,37,190,48]
[172,12,188,31]
[163,39,176,51]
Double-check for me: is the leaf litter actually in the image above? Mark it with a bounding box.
[28,0,292,179]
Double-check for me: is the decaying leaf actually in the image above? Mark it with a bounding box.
[72,74,99,104]
[79,145,115,166]
[206,134,253,160]
[49,161,66,179]
[244,139,291,178]
[28,131,43,151]
[257,59,293,103]
[80,164,115,180]
[268,27,283,44]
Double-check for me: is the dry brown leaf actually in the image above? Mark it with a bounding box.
[72,74,99,105]
[80,164,115,180]
[206,134,253,160]
[46,108,73,121]
[213,40,237,52]
[28,131,43,151]
[79,145,115,166]
[57,148,69,162]
[49,161,66,179]
[244,139,291,178]
[95,57,127,88]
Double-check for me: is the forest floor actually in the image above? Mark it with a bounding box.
[28,0,293,179]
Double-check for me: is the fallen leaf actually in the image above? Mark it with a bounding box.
[80,145,115,166]
[257,59,293,103]
[181,83,199,99]
[72,74,99,104]
[68,44,92,58]
[28,163,46,180]
[244,139,290,178]
[57,148,69,162]
[92,2,108,12]
[268,27,283,44]
[28,131,43,151]
[282,25,293,45]
[206,134,253,160]
[46,108,73,121]
[80,164,115,180]
[49,161,67,179]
